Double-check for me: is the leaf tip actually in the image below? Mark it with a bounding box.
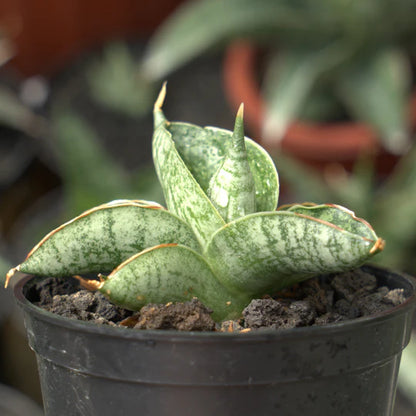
[5,266,20,288]
[370,237,385,255]
[73,275,104,291]
[232,103,246,146]
[154,81,167,112]
[237,103,244,120]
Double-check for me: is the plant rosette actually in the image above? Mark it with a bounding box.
[6,85,416,416]
[223,41,416,173]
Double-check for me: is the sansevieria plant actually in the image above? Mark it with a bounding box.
[6,85,385,321]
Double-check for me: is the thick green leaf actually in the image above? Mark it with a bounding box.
[278,203,378,241]
[167,122,279,212]
[337,47,411,154]
[207,106,256,221]
[101,244,250,321]
[205,209,383,296]
[14,200,201,278]
[152,92,225,247]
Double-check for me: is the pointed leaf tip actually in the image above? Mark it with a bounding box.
[5,266,19,288]
[154,82,167,112]
[370,237,385,255]
[237,103,244,119]
[232,104,245,147]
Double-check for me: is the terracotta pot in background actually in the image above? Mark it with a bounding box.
[223,41,416,173]
[0,0,186,76]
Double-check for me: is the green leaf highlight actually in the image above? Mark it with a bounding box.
[18,200,200,277]
[101,244,249,321]
[205,208,381,296]
[207,105,256,222]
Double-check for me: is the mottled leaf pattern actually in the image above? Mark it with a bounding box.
[207,105,256,221]
[205,210,383,296]
[278,203,378,241]
[101,244,249,321]
[17,200,200,277]
[6,86,384,321]
[167,123,279,212]
[152,106,225,247]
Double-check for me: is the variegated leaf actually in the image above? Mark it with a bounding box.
[205,209,383,296]
[100,244,250,321]
[278,203,378,241]
[11,200,201,279]
[167,123,279,212]
[152,88,225,247]
[207,105,256,221]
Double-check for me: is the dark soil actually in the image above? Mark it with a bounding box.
[29,268,407,332]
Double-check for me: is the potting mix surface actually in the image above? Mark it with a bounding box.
[27,269,406,332]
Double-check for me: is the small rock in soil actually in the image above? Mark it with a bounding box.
[334,298,361,319]
[40,289,130,325]
[313,312,346,326]
[242,298,316,330]
[29,277,79,306]
[383,288,406,306]
[133,298,216,331]
[299,278,334,315]
[220,320,244,333]
[330,270,377,302]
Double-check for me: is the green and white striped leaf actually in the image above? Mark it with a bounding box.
[158,97,279,213]
[168,122,279,212]
[15,200,201,277]
[153,101,225,248]
[101,244,250,321]
[278,203,378,241]
[207,105,256,222]
[205,208,383,296]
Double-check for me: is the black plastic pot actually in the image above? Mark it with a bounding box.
[14,265,416,416]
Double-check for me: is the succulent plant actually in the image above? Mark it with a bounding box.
[6,85,385,321]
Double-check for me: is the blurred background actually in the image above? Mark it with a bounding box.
[0,1,415,414]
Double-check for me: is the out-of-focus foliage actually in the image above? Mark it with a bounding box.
[398,332,416,410]
[0,253,10,283]
[87,42,155,118]
[142,0,416,154]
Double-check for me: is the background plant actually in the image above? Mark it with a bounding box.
[141,0,416,154]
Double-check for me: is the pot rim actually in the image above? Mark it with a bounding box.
[13,265,416,342]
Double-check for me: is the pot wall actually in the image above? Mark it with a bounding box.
[14,265,416,416]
